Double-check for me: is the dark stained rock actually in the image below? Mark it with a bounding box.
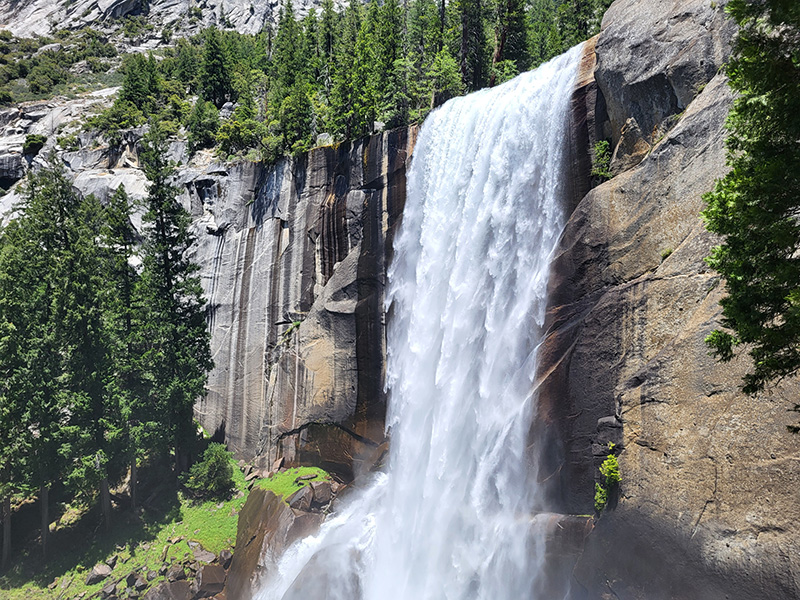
[143,581,192,600]
[191,564,226,598]
[86,563,113,585]
[226,488,323,600]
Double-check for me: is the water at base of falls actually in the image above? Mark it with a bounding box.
[258,44,584,600]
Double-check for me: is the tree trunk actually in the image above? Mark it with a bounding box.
[130,458,137,511]
[2,496,10,570]
[40,485,48,561]
[100,478,111,532]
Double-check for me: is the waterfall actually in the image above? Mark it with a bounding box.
[257,45,583,600]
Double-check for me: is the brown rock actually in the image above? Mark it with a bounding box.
[142,581,192,600]
[540,1,800,597]
[100,581,116,598]
[226,488,323,600]
[310,480,332,506]
[192,564,226,598]
[193,548,216,564]
[286,485,313,511]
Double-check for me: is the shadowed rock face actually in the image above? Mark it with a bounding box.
[538,0,800,598]
[192,128,417,478]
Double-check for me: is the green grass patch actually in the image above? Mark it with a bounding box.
[256,467,332,502]
[0,454,249,600]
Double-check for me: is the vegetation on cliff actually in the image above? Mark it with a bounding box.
[703,0,800,400]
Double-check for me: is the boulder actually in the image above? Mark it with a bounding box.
[166,565,186,582]
[86,563,113,585]
[286,485,313,511]
[143,581,192,600]
[226,488,323,600]
[193,548,216,564]
[191,564,226,598]
[310,481,332,506]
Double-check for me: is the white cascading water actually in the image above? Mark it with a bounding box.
[258,45,583,600]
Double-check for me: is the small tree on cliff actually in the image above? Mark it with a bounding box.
[136,122,213,471]
[702,0,800,404]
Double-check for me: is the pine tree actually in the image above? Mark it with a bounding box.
[329,0,364,138]
[318,0,339,98]
[375,0,408,127]
[187,99,220,153]
[703,0,800,397]
[454,0,490,91]
[490,0,529,85]
[100,185,147,511]
[200,27,235,108]
[137,123,213,472]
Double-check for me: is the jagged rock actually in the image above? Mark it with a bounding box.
[227,488,323,600]
[100,581,116,598]
[105,555,118,569]
[147,571,157,582]
[0,152,24,181]
[142,581,192,600]
[609,116,650,173]
[191,564,226,598]
[86,563,113,585]
[310,480,332,506]
[594,0,735,148]
[286,485,313,511]
[166,565,186,582]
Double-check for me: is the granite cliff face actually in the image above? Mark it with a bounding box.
[192,128,415,478]
[538,0,800,598]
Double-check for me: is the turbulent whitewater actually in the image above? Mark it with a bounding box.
[257,45,583,600]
